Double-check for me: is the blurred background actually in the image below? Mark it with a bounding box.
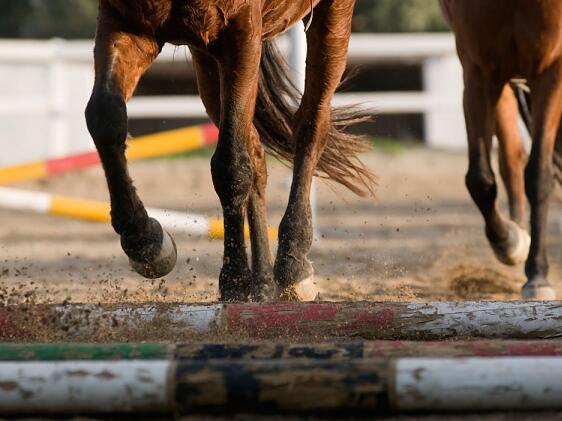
[0,0,461,166]
[0,0,559,305]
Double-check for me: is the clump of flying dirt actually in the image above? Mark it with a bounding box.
[448,265,520,300]
[388,282,418,301]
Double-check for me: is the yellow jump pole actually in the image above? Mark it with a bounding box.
[0,187,277,240]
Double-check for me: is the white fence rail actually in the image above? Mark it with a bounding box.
[0,34,464,167]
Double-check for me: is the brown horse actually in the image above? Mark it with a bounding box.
[85,0,375,302]
[441,0,562,299]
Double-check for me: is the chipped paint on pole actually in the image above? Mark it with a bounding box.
[3,340,562,362]
[2,301,562,341]
[0,360,170,413]
[2,357,562,413]
[393,357,562,411]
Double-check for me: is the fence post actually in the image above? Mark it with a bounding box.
[422,53,465,150]
[47,39,70,158]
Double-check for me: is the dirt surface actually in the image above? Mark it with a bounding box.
[0,148,562,303]
[1,147,562,419]
[0,146,561,307]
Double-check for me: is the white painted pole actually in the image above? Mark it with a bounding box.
[394,357,562,411]
[287,23,319,239]
[0,360,170,413]
[0,186,212,237]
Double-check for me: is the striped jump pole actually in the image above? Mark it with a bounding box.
[2,357,562,413]
[3,340,562,361]
[0,123,218,185]
[2,301,562,341]
[0,187,277,240]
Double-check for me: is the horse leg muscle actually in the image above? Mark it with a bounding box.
[496,84,527,226]
[522,62,562,300]
[274,0,355,301]
[85,12,177,279]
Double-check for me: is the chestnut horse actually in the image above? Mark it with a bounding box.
[441,0,562,299]
[85,1,375,302]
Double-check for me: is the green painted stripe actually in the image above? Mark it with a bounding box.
[0,343,170,361]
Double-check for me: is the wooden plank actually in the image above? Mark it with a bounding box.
[393,357,562,411]
[2,302,562,341]
[0,360,169,413]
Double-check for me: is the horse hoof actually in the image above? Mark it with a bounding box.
[280,275,319,302]
[250,276,279,302]
[491,221,530,266]
[129,230,177,279]
[521,277,556,301]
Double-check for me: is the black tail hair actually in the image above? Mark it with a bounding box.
[254,40,376,196]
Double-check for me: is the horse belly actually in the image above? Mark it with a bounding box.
[261,0,321,38]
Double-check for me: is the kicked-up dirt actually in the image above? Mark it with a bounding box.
[0,146,560,308]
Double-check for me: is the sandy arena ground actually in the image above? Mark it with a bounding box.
[1,146,562,420]
[0,146,560,306]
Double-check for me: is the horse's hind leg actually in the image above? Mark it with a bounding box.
[242,129,279,301]
[274,0,355,301]
[496,84,527,226]
[85,15,176,279]
[463,67,529,267]
[522,63,562,300]
[191,48,276,301]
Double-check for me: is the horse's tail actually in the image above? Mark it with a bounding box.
[254,39,376,196]
[513,83,562,185]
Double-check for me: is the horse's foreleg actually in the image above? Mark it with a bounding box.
[211,11,262,302]
[85,17,176,279]
[522,63,562,300]
[274,0,355,301]
[496,84,527,226]
[463,68,529,267]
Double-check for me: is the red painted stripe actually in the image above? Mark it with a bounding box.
[46,151,101,175]
[201,123,219,146]
[0,308,29,340]
[225,303,401,338]
[366,340,562,358]
[226,303,340,336]
[350,307,395,330]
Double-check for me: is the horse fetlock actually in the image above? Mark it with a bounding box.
[274,249,314,287]
[121,218,177,279]
[522,275,556,300]
[490,220,530,266]
[278,210,313,250]
[250,272,279,302]
[279,273,319,302]
[219,266,252,302]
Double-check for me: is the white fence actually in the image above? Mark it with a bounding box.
[0,34,464,167]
